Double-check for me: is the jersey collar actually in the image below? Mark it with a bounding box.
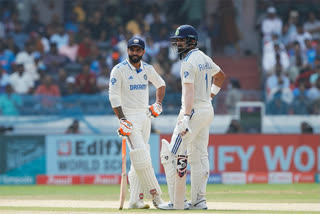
[126,59,144,73]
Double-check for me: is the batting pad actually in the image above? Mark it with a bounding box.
[128,168,144,206]
[160,139,176,203]
[130,148,162,199]
[190,157,209,204]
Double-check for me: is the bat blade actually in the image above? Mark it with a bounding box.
[119,138,127,210]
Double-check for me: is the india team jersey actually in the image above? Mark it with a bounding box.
[109,59,165,114]
[181,48,221,108]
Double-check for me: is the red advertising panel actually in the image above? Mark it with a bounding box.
[36,175,81,185]
[36,174,121,185]
[160,134,320,173]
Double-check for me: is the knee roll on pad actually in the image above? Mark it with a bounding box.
[130,148,162,199]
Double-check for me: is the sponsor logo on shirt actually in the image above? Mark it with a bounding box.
[129,76,133,80]
[130,84,147,90]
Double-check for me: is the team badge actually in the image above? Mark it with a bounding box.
[111,78,117,85]
[175,27,180,36]
[144,74,147,80]
[133,39,139,43]
[184,71,189,78]
[177,155,188,178]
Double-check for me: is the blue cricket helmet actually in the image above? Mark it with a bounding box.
[170,25,198,41]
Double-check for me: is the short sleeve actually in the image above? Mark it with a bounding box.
[181,61,195,84]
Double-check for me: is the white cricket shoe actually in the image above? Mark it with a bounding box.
[152,194,164,209]
[188,200,208,210]
[158,200,190,210]
[128,201,150,209]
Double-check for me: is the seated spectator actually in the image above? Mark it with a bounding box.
[0,68,10,93]
[50,25,69,49]
[59,34,79,62]
[226,119,243,134]
[266,90,290,114]
[77,34,92,63]
[303,11,320,40]
[290,87,312,115]
[8,22,28,51]
[261,7,282,43]
[0,84,21,115]
[300,121,313,134]
[75,62,97,94]
[263,42,289,76]
[0,40,15,73]
[96,66,110,95]
[43,42,67,74]
[292,23,312,51]
[90,55,107,76]
[15,42,39,81]
[287,41,307,82]
[308,76,320,101]
[292,80,309,97]
[35,75,61,97]
[309,61,320,86]
[65,119,81,134]
[35,75,61,108]
[64,76,77,96]
[266,64,290,98]
[225,78,242,115]
[9,63,34,94]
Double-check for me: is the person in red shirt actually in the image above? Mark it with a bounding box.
[76,62,97,94]
[35,75,61,108]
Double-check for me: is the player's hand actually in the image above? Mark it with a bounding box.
[147,102,162,118]
[177,115,191,137]
[117,118,133,137]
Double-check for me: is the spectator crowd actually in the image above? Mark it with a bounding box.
[261,5,320,114]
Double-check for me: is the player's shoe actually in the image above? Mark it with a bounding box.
[188,200,208,210]
[128,201,150,209]
[158,200,190,210]
[152,194,164,209]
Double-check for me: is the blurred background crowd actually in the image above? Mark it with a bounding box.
[0,0,319,117]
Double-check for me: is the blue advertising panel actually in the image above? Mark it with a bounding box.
[46,134,160,175]
[0,136,45,185]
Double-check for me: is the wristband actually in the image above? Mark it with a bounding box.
[211,84,221,95]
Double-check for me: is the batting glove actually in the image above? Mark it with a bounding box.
[117,118,133,137]
[147,102,163,118]
[177,114,191,137]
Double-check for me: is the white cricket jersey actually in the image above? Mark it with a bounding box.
[109,59,165,114]
[181,48,221,108]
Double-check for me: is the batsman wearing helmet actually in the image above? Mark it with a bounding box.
[109,37,166,209]
[159,25,225,210]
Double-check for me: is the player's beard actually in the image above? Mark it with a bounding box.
[129,54,142,63]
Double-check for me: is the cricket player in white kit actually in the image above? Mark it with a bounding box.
[109,37,166,209]
[159,25,225,210]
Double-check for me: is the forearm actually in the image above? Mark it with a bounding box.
[112,106,125,119]
[213,69,226,88]
[156,86,166,103]
[183,83,194,115]
[211,70,226,98]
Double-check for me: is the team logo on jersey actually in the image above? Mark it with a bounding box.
[129,76,133,80]
[184,71,189,78]
[144,74,147,80]
[111,78,117,85]
[175,27,180,36]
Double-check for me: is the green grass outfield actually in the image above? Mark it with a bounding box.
[0,184,319,213]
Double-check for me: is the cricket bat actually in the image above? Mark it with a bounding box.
[174,155,188,210]
[119,138,127,210]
